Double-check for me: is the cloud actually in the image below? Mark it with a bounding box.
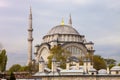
[1,40,24,54]
[7,53,27,69]
[35,0,93,4]
[71,0,95,5]
[104,0,120,10]
[94,35,120,46]
[95,44,120,62]
[0,1,9,8]
[0,43,3,50]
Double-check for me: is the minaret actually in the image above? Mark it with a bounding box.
[27,7,33,65]
[68,14,72,26]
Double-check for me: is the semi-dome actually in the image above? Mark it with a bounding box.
[89,68,97,72]
[47,25,80,35]
[110,66,120,71]
[98,69,107,74]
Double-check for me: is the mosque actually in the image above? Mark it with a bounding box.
[27,7,94,66]
[34,15,94,63]
[27,8,120,80]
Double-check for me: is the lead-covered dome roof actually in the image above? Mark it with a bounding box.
[47,25,80,35]
[110,66,120,71]
[98,69,107,74]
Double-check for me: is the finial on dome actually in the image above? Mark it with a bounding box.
[68,13,72,26]
[61,18,64,25]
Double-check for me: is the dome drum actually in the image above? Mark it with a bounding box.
[43,34,85,43]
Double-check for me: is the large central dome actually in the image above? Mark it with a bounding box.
[47,25,80,35]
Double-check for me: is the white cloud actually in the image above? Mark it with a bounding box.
[72,0,94,5]
[95,35,120,45]
[0,1,9,8]
[35,0,94,6]
[3,39,27,54]
[104,0,120,9]
[0,43,3,50]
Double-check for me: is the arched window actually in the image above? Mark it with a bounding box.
[65,46,85,58]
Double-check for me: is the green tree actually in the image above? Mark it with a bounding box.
[104,58,116,69]
[20,63,38,74]
[104,58,116,65]
[27,63,33,74]
[19,66,29,72]
[10,72,16,80]
[93,55,106,70]
[109,64,115,69]
[9,64,21,72]
[0,49,7,72]
[118,63,120,66]
[8,63,38,74]
[47,45,71,69]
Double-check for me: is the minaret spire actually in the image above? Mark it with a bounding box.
[61,18,64,25]
[27,6,33,65]
[68,14,72,26]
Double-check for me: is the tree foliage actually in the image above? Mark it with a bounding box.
[47,45,71,69]
[23,63,39,74]
[8,63,39,74]
[0,49,7,72]
[104,58,116,65]
[10,72,16,80]
[104,58,116,69]
[19,66,29,72]
[93,55,106,70]
[47,46,108,70]
[9,64,21,72]
[118,63,120,66]
[109,64,115,69]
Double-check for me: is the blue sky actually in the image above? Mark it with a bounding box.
[0,0,120,69]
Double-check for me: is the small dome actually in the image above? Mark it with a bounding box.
[111,66,120,71]
[79,66,83,70]
[89,68,97,72]
[47,25,79,35]
[70,66,77,70]
[98,69,107,74]
[68,56,79,62]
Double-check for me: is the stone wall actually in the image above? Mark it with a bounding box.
[39,75,120,80]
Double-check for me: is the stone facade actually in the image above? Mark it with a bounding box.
[33,53,120,80]
[34,23,95,63]
[35,75,120,80]
[32,16,120,80]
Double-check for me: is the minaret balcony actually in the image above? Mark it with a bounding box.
[28,28,33,31]
[28,38,33,41]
